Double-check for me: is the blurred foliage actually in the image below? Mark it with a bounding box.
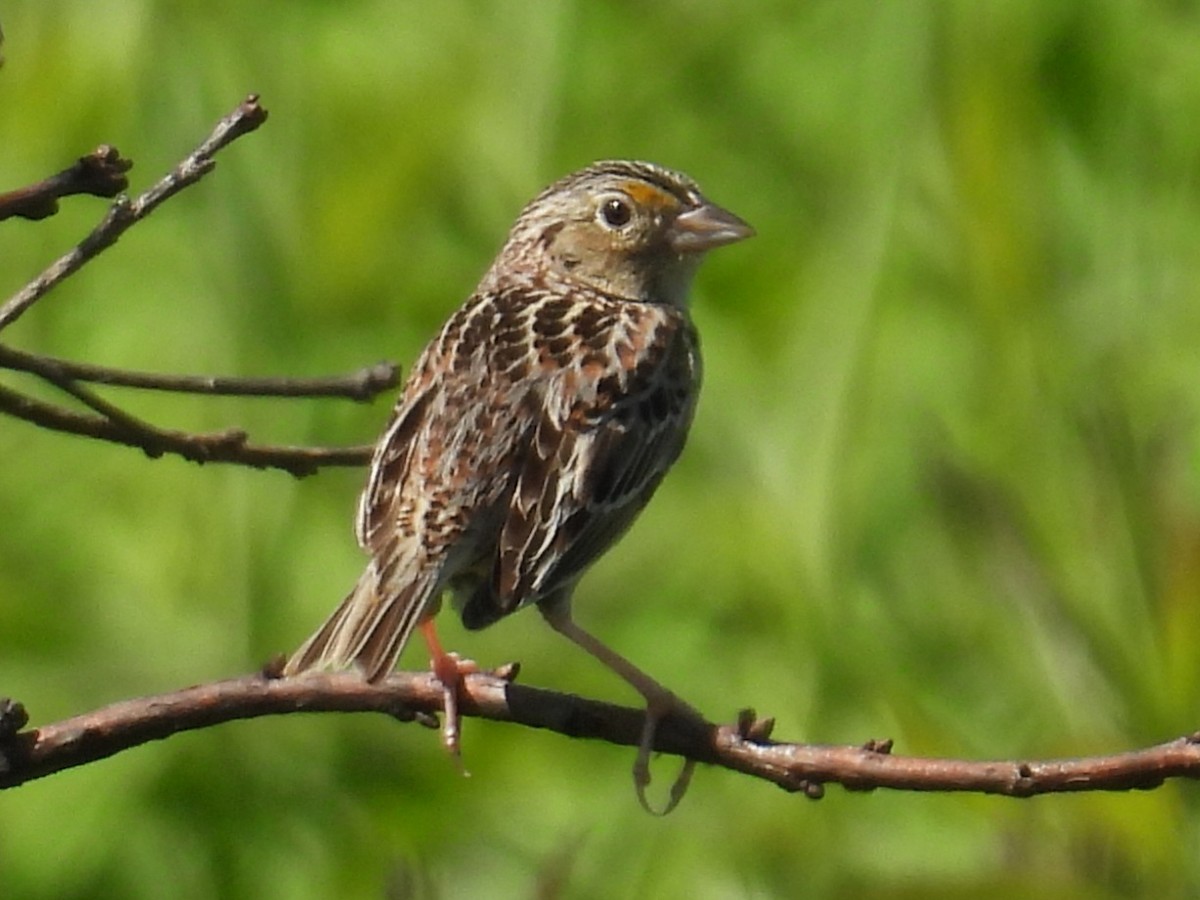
[2,0,1200,897]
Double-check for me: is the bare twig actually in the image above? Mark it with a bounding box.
[0,145,132,222]
[0,95,390,477]
[0,381,372,476]
[0,670,1196,797]
[0,94,268,332]
[34,366,173,435]
[0,344,401,400]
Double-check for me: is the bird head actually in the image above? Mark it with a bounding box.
[494,161,754,306]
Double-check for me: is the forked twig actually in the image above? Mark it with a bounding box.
[0,94,268,333]
[0,95,400,476]
[0,381,373,475]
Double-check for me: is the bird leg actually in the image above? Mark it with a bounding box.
[419,619,477,772]
[540,605,702,816]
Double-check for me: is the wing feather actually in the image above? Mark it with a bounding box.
[461,309,699,628]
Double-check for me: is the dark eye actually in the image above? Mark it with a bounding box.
[599,197,632,228]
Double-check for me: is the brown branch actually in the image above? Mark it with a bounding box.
[0,94,268,333]
[0,94,392,477]
[0,145,132,222]
[1,669,1196,797]
[0,345,394,475]
[0,381,371,476]
[0,344,400,400]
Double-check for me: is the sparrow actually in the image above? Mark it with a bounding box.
[284,160,753,812]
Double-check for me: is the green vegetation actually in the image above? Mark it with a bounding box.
[2,2,1199,896]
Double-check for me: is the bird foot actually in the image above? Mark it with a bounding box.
[633,695,701,816]
[429,651,479,774]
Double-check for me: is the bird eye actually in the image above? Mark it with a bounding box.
[599,197,633,229]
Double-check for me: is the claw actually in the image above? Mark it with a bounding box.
[539,605,704,814]
[632,701,697,816]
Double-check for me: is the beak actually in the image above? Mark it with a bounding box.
[668,201,755,253]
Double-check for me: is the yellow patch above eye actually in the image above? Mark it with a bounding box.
[620,181,677,212]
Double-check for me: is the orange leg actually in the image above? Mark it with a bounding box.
[419,619,477,770]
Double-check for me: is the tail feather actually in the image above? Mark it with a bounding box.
[283,566,438,683]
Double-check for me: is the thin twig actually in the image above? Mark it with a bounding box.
[0,381,372,476]
[0,670,1195,796]
[0,95,268,333]
[0,344,400,400]
[0,95,400,476]
[36,366,173,436]
[0,145,132,222]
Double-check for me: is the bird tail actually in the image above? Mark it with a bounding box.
[283,564,440,683]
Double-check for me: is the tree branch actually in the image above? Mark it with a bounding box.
[0,344,400,400]
[0,145,132,222]
[0,381,372,475]
[0,94,268,333]
[1,669,1196,797]
[0,94,398,477]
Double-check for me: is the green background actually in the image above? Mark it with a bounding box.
[3,1,1200,897]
